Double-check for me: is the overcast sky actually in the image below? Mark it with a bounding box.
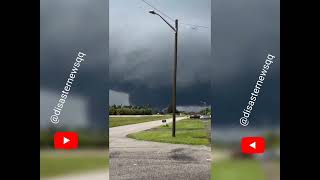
[212,0,280,127]
[40,0,109,129]
[109,0,279,127]
[40,0,279,128]
[109,0,211,108]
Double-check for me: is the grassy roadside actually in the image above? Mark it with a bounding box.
[212,159,265,180]
[110,115,172,127]
[128,118,211,145]
[40,150,108,178]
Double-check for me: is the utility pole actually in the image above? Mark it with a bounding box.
[172,19,178,137]
[149,10,178,137]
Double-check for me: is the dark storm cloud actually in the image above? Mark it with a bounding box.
[40,0,279,128]
[110,0,279,126]
[40,0,109,128]
[211,0,280,127]
[211,0,280,82]
[109,0,211,107]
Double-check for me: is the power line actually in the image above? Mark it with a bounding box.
[180,22,209,29]
[140,0,175,21]
[140,0,209,29]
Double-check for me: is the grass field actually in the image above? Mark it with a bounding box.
[211,159,265,180]
[110,115,172,127]
[40,150,108,178]
[128,118,211,145]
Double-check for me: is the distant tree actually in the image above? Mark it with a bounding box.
[200,107,211,115]
[109,104,154,115]
[265,132,280,149]
[109,106,116,115]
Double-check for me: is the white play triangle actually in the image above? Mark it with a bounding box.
[249,142,256,149]
[63,137,70,144]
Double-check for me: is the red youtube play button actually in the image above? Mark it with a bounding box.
[241,137,265,154]
[54,132,78,149]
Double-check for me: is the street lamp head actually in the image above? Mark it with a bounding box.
[149,10,157,15]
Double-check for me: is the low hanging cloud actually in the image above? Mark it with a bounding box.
[41,0,109,128]
[109,0,211,107]
[211,0,280,127]
[40,0,279,128]
[109,90,130,106]
[110,0,279,126]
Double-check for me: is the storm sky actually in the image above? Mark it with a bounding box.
[212,0,280,127]
[110,0,211,107]
[110,0,279,127]
[40,0,279,128]
[40,0,109,129]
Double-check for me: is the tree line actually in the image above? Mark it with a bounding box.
[109,104,153,115]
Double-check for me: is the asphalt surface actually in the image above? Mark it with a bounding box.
[43,170,109,180]
[109,117,212,180]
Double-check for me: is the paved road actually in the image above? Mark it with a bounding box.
[43,170,109,180]
[110,117,212,180]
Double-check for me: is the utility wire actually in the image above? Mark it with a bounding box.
[180,22,209,29]
[140,0,209,29]
[141,0,175,21]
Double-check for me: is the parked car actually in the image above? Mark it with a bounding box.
[190,114,201,119]
[200,115,211,119]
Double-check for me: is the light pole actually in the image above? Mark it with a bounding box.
[149,10,178,137]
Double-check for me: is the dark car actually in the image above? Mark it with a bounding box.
[190,114,201,119]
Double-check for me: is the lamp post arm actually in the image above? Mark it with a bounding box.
[157,14,176,32]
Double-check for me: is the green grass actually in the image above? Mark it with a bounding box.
[128,119,211,145]
[40,150,108,178]
[212,159,265,180]
[110,115,172,127]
